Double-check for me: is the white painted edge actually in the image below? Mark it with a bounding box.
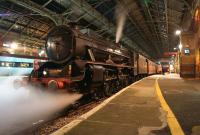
[51,77,147,135]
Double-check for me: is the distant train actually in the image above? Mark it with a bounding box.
[21,25,161,98]
[0,54,46,76]
[0,43,46,57]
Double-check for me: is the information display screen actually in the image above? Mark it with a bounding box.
[184,48,190,55]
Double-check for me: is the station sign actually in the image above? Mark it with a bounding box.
[163,52,177,56]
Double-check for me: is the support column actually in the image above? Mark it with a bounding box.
[180,32,196,78]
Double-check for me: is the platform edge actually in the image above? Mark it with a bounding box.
[51,77,146,135]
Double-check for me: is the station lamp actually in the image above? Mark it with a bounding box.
[39,50,45,56]
[174,29,182,74]
[10,42,18,49]
[43,70,47,76]
[175,30,181,35]
[3,43,10,47]
[14,24,19,29]
[178,43,183,50]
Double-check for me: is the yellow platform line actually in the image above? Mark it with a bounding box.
[155,79,185,135]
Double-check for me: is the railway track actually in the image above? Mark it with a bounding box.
[17,97,106,135]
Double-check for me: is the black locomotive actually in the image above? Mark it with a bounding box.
[28,25,161,97]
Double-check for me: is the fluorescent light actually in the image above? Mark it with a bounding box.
[3,43,10,47]
[175,30,181,35]
[114,49,121,53]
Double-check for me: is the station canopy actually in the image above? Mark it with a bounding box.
[0,0,196,59]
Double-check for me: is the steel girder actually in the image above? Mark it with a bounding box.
[139,0,163,57]
[0,25,45,46]
[7,0,62,25]
[56,0,151,58]
[7,0,153,58]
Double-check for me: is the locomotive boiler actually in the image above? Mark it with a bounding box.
[28,25,134,97]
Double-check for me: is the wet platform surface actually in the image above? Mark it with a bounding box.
[53,76,170,135]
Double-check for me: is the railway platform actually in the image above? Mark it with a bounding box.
[52,74,200,135]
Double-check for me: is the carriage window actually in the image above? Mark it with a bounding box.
[20,63,30,68]
[0,61,33,68]
[0,62,15,67]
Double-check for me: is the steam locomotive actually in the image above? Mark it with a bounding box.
[25,25,161,97]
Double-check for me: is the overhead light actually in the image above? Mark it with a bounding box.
[169,64,174,70]
[178,43,183,50]
[14,25,19,29]
[39,50,45,56]
[107,48,113,52]
[173,47,177,50]
[175,30,181,35]
[43,70,47,76]
[10,42,18,49]
[3,42,18,49]
[41,50,45,54]
[3,43,10,47]
[6,63,9,67]
[114,49,121,53]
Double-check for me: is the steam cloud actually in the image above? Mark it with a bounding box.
[0,76,82,135]
[115,4,127,43]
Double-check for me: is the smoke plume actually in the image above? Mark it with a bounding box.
[0,76,82,135]
[115,3,127,43]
